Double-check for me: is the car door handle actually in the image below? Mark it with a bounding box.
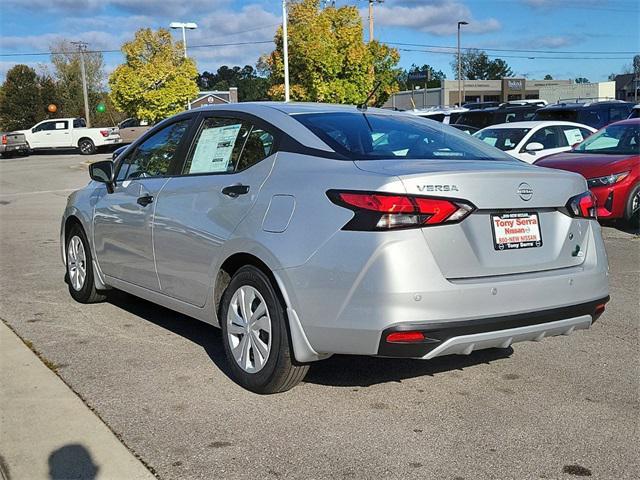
[221,184,250,198]
[137,194,154,207]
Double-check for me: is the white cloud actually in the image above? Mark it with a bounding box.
[372,0,501,36]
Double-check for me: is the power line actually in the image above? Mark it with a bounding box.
[386,41,637,55]
[396,47,630,61]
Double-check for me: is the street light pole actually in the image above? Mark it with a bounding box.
[366,1,383,43]
[457,21,468,107]
[169,22,198,59]
[282,0,290,102]
[71,41,91,128]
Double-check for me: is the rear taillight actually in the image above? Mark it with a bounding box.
[566,191,597,219]
[100,129,109,137]
[327,190,475,231]
[1,135,6,145]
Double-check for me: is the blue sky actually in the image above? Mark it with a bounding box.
[1,0,638,85]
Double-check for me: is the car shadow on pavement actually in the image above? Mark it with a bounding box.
[106,291,234,379]
[304,348,514,388]
[107,290,513,388]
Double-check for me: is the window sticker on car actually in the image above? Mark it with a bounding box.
[563,128,584,145]
[189,124,241,174]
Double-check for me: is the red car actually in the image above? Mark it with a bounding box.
[536,118,640,227]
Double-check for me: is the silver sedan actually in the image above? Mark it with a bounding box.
[61,103,609,393]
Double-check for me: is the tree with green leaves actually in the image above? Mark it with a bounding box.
[198,65,269,101]
[544,74,553,80]
[259,0,400,106]
[109,28,199,123]
[49,40,105,120]
[0,65,41,131]
[574,77,590,84]
[451,49,513,80]
[400,64,446,90]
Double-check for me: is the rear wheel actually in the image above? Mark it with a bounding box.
[220,266,309,394]
[78,138,96,155]
[65,224,106,303]
[625,183,640,230]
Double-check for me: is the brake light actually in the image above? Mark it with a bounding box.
[327,190,475,231]
[566,191,597,219]
[100,129,109,137]
[1,135,6,145]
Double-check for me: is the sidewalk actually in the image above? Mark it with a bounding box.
[0,320,155,480]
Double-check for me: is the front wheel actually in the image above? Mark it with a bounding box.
[625,183,640,230]
[78,138,96,155]
[65,225,106,303]
[220,266,309,394]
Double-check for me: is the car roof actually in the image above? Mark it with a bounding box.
[480,121,595,130]
[608,117,640,126]
[193,101,400,116]
[539,101,633,111]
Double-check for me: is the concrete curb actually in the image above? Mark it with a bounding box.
[0,320,156,480]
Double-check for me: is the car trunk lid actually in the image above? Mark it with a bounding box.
[355,159,591,278]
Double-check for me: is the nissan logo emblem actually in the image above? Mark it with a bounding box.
[517,182,533,201]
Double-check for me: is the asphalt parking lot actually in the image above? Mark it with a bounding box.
[0,152,638,480]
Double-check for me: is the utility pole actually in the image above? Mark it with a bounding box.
[367,1,384,43]
[456,21,468,107]
[282,0,290,102]
[72,41,91,128]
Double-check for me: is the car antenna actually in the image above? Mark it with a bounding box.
[357,81,382,111]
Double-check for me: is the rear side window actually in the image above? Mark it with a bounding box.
[73,118,86,128]
[182,117,275,175]
[118,119,191,180]
[294,112,515,161]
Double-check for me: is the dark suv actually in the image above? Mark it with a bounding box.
[533,100,634,129]
[453,104,539,129]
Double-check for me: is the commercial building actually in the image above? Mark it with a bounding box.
[385,79,617,110]
[613,74,639,102]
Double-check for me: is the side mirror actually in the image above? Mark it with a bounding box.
[89,160,115,193]
[525,142,544,153]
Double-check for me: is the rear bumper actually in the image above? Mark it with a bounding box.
[377,296,608,358]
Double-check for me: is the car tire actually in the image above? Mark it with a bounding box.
[65,224,107,303]
[78,138,96,155]
[220,265,309,394]
[625,183,640,229]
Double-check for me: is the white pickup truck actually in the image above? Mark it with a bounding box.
[17,118,122,155]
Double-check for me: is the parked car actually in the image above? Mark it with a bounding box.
[474,121,596,163]
[462,101,500,110]
[0,131,29,157]
[117,118,153,144]
[454,104,540,130]
[16,118,122,155]
[61,103,609,393]
[534,100,634,129]
[628,104,639,119]
[409,106,468,124]
[535,118,640,227]
[449,124,479,135]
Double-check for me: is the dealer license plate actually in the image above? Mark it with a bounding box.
[491,212,542,251]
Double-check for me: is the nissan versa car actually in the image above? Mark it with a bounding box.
[61,103,609,394]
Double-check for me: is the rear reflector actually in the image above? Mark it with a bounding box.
[595,303,606,315]
[386,331,425,343]
[100,129,109,137]
[327,190,475,231]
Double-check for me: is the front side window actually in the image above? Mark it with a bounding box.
[295,112,515,161]
[527,126,566,149]
[573,123,640,155]
[182,117,274,175]
[118,119,190,180]
[475,128,530,151]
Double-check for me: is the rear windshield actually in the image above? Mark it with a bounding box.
[475,128,531,151]
[293,112,516,161]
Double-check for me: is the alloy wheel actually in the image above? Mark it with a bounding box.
[67,235,87,291]
[226,285,272,373]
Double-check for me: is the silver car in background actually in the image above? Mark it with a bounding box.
[61,103,609,393]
